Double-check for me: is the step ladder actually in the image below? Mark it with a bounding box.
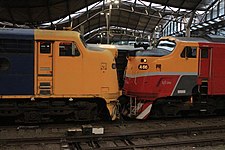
[200,79,208,95]
[129,97,137,117]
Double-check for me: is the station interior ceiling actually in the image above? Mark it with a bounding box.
[0,0,223,44]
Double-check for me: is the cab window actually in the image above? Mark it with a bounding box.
[181,46,197,58]
[200,47,208,58]
[40,41,51,54]
[59,42,80,56]
[156,40,176,52]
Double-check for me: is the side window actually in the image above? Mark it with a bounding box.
[59,42,80,56]
[180,46,197,58]
[40,41,51,54]
[200,47,208,58]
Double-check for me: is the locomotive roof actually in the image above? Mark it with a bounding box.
[0,28,81,41]
[0,28,34,40]
[204,34,225,43]
[114,45,150,51]
[87,44,150,51]
[161,36,209,43]
[162,35,225,43]
[174,37,209,42]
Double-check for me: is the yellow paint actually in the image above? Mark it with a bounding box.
[35,29,119,100]
[126,36,200,76]
[1,29,119,120]
[36,41,53,95]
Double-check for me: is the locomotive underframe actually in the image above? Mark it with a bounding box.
[121,95,225,119]
[150,95,225,117]
[0,98,111,123]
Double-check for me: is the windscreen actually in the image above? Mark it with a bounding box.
[156,40,176,52]
[129,39,176,57]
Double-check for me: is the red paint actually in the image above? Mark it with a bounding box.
[123,75,180,101]
[199,42,225,95]
[198,47,211,78]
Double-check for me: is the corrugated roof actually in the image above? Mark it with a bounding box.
[0,0,216,43]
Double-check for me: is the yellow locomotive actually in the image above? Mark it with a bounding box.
[0,28,119,122]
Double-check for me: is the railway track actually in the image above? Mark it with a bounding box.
[1,123,225,149]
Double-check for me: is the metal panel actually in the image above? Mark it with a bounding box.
[0,31,34,95]
[0,28,34,40]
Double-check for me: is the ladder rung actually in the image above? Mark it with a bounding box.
[201,85,208,87]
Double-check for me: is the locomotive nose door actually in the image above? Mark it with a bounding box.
[36,41,53,95]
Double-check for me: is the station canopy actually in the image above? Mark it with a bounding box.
[0,0,216,43]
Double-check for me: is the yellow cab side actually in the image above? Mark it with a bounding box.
[34,29,119,120]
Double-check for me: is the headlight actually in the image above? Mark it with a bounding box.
[138,64,149,70]
[141,58,147,63]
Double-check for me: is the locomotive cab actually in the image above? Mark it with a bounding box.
[0,28,119,122]
[122,37,204,119]
[35,30,119,120]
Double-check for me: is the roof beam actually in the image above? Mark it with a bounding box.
[142,0,169,34]
[204,0,219,12]
[46,0,53,27]
[66,0,72,27]
[26,2,34,26]
[6,5,15,25]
